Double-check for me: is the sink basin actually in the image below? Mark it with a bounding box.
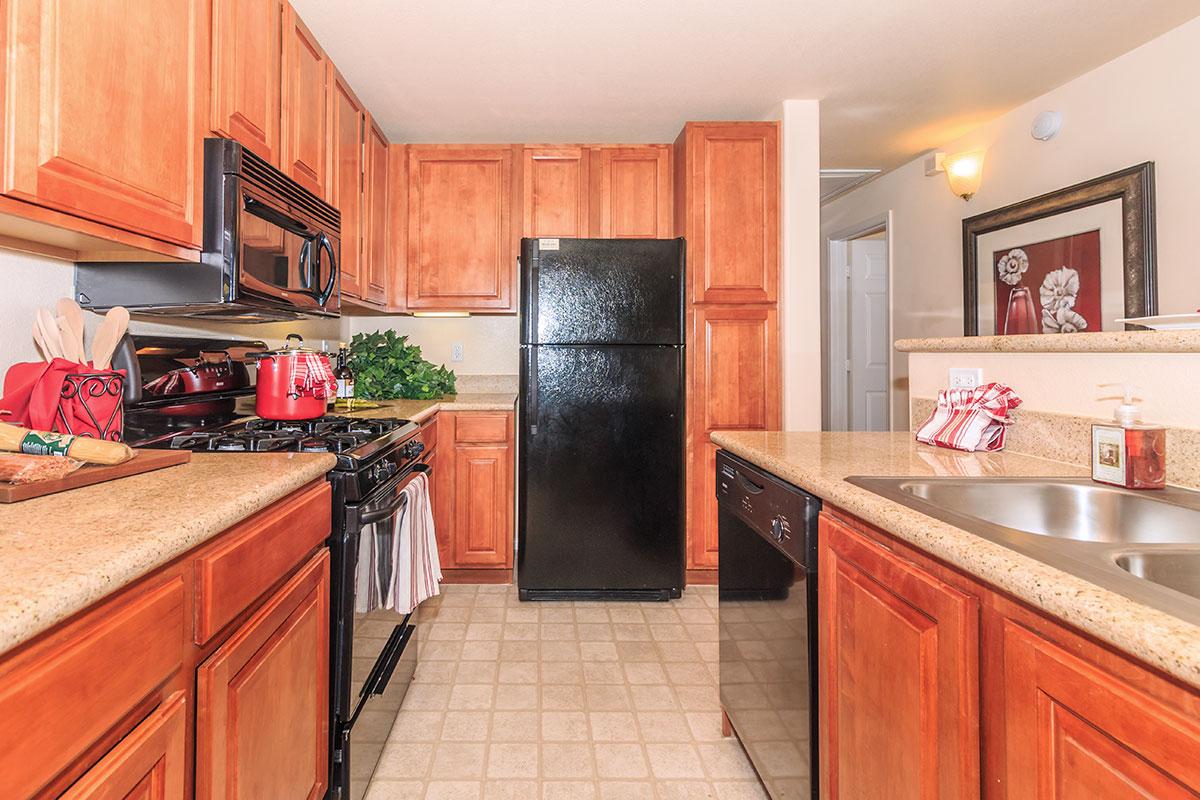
[1114,551,1200,601]
[848,477,1200,546]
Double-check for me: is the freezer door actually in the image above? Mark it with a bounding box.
[520,238,685,345]
[518,344,684,594]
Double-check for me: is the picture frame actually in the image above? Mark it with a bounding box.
[961,162,1157,336]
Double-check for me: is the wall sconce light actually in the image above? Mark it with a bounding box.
[942,150,986,200]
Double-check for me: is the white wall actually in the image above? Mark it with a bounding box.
[0,249,339,367]
[822,16,1200,429]
[768,100,823,431]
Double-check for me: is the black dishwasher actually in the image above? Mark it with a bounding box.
[717,450,820,800]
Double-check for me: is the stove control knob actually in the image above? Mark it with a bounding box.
[412,441,425,456]
[770,515,788,543]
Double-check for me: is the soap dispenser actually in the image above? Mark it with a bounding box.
[1091,384,1166,489]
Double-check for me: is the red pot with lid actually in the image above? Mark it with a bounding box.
[253,334,335,420]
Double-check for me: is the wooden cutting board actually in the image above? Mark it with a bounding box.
[0,449,192,503]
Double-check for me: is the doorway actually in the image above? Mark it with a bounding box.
[824,213,892,431]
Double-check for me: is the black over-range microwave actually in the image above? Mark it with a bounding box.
[75,138,341,321]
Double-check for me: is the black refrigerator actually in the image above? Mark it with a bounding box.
[518,237,685,601]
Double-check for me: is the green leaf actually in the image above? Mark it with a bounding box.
[346,329,458,400]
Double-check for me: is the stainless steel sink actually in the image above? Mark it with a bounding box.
[862,478,1200,545]
[846,476,1200,624]
[1114,551,1200,602]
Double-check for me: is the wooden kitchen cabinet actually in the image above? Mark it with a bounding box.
[210,0,283,166]
[675,122,779,304]
[523,146,591,238]
[330,69,366,300]
[1,0,207,249]
[362,119,391,305]
[819,512,980,800]
[406,145,520,311]
[281,4,332,201]
[60,692,188,800]
[434,411,515,578]
[592,145,672,238]
[197,549,330,800]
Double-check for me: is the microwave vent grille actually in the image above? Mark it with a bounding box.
[237,145,340,232]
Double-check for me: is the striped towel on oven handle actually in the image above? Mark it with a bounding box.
[914,382,1022,452]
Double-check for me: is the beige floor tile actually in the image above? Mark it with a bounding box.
[541,742,596,779]
[540,641,582,661]
[497,661,538,684]
[486,742,539,779]
[364,779,426,799]
[636,711,694,743]
[375,741,435,779]
[580,642,619,662]
[685,712,727,742]
[629,684,679,711]
[666,662,715,686]
[389,710,445,742]
[623,662,667,685]
[500,641,540,661]
[574,607,609,624]
[540,661,583,684]
[448,684,495,711]
[541,710,590,741]
[461,641,502,661]
[469,606,505,623]
[404,684,453,711]
[539,606,574,623]
[505,606,538,623]
[658,780,720,799]
[582,662,625,685]
[612,623,652,642]
[577,623,616,641]
[502,622,539,641]
[585,684,632,712]
[495,684,539,710]
[594,743,649,779]
[454,661,498,684]
[431,742,487,779]
[599,781,655,800]
[656,642,702,662]
[541,683,586,711]
[482,780,538,800]
[489,710,539,742]
[542,781,597,800]
[588,711,639,743]
[466,623,503,641]
[713,781,770,799]
[424,780,482,800]
[539,623,577,641]
[615,641,658,661]
[440,711,491,742]
[646,743,705,779]
[697,742,759,780]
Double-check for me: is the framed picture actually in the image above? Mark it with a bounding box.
[962,163,1156,336]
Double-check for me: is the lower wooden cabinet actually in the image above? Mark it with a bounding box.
[819,512,979,800]
[818,507,1200,800]
[197,549,330,799]
[433,411,515,577]
[60,692,187,800]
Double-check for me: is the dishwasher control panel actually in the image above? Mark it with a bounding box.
[716,450,819,568]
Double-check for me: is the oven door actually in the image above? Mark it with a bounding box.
[236,184,340,315]
[335,464,429,800]
[718,502,816,800]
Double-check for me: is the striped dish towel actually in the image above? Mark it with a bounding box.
[290,353,337,400]
[390,471,442,614]
[914,383,1022,452]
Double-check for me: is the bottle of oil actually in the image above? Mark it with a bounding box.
[334,342,355,411]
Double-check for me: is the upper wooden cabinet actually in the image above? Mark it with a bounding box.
[675,122,779,303]
[362,119,390,305]
[1,0,206,249]
[523,147,590,239]
[280,4,331,201]
[330,70,365,300]
[406,145,519,312]
[819,513,980,800]
[592,145,672,238]
[210,0,283,166]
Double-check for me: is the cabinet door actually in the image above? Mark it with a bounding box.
[197,550,330,800]
[406,145,517,311]
[593,146,672,238]
[445,413,513,569]
[683,123,778,303]
[1000,617,1200,798]
[210,0,282,165]
[819,514,980,800]
[687,304,779,569]
[523,146,590,238]
[60,692,187,800]
[363,119,390,304]
[2,0,205,247]
[280,5,331,200]
[330,70,364,299]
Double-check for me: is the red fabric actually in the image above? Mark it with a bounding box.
[289,353,337,400]
[1,360,125,440]
[914,382,1022,452]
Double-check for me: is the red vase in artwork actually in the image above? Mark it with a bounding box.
[1003,286,1038,335]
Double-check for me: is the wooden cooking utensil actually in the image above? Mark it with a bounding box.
[56,316,82,363]
[31,320,50,362]
[55,298,86,363]
[91,307,130,370]
[0,421,134,465]
[35,308,63,361]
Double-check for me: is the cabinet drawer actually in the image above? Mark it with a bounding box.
[453,414,509,444]
[194,481,331,644]
[0,577,184,799]
[61,691,187,799]
[422,415,439,452]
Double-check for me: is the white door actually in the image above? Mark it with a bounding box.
[847,238,890,431]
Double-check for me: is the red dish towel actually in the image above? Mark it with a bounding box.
[915,382,1022,452]
[290,353,337,400]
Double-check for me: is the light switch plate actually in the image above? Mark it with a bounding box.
[451,343,464,363]
[948,367,983,389]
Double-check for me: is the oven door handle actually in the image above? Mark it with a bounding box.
[358,464,430,525]
[345,620,414,729]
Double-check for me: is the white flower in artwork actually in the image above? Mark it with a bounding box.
[1042,304,1088,334]
[996,248,1030,286]
[1039,266,1080,312]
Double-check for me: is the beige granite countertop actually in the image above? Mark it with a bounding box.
[710,430,1200,689]
[0,451,335,656]
[895,329,1200,353]
[345,392,517,423]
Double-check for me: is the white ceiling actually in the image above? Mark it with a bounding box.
[291,0,1199,170]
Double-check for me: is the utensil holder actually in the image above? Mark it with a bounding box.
[57,371,125,442]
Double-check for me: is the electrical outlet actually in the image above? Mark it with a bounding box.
[948,367,983,389]
[451,343,464,363]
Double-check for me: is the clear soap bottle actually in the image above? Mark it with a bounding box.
[1091,385,1166,490]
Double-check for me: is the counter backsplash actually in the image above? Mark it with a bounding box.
[911,397,1200,489]
[452,373,519,394]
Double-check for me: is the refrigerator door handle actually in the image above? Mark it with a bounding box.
[526,346,539,435]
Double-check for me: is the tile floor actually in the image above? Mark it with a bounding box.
[364,583,768,800]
